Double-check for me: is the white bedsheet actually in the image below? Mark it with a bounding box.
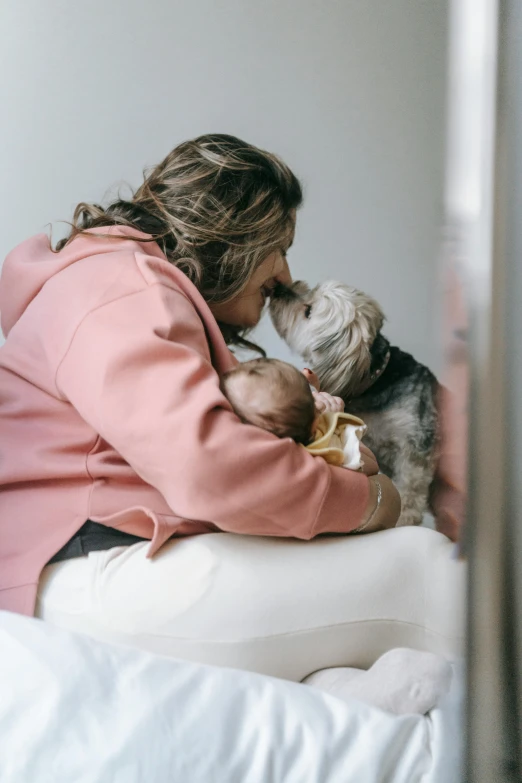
[0,611,462,783]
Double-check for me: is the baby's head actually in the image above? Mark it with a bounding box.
[222,358,316,445]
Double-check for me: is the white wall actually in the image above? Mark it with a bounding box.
[0,0,447,371]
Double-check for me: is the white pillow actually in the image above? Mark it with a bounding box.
[0,611,458,783]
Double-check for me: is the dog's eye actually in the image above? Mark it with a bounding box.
[304,304,312,319]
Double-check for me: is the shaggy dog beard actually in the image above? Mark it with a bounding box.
[269,280,385,398]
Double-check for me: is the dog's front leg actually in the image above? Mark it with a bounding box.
[392,447,436,527]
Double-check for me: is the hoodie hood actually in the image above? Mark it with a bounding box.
[0,226,165,337]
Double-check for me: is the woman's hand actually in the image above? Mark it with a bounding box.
[302,368,344,414]
[359,444,379,476]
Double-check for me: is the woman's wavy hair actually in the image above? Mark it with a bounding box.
[54,134,302,352]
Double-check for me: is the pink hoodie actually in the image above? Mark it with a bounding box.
[0,227,369,615]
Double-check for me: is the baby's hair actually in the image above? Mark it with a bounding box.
[222,358,316,445]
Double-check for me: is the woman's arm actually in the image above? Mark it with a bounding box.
[56,282,374,540]
[355,475,401,533]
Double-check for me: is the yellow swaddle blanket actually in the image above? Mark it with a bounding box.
[306,411,367,470]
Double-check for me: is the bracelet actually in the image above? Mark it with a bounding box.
[354,476,382,532]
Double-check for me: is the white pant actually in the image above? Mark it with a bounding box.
[36,527,466,682]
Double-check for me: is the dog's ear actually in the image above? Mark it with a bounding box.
[308,324,350,389]
[309,315,374,398]
[312,332,341,355]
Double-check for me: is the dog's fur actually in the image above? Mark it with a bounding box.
[270,281,439,526]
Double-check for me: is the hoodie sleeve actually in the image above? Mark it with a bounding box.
[56,283,370,539]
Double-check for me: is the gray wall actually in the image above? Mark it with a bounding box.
[0,0,447,370]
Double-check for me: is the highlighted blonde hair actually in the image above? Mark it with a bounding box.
[55,134,302,350]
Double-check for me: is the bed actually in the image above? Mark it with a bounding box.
[0,610,463,782]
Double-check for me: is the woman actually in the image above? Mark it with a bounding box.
[0,134,464,679]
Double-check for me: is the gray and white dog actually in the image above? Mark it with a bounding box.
[270,281,440,527]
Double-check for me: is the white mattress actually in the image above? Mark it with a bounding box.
[0,611,463,783]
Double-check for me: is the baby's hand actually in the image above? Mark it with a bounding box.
[302,367,344,414]
[302,368,321,390]
[312,390,345,414]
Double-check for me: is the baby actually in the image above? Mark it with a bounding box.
[222,358,367,470]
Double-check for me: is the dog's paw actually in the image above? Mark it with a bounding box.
[396,511,423,527]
